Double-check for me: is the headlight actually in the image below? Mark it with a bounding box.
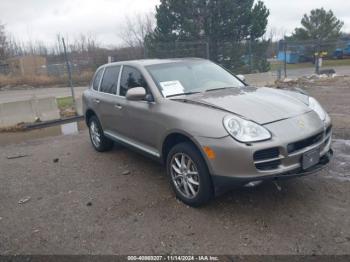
[308,97,326,121]
[223,115,271,143]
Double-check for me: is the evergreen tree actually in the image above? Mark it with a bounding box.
[291,8,344,41]
[146,0,270,72]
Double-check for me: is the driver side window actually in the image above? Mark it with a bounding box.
[119,66,150,97]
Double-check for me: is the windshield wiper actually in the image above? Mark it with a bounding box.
[205,87,236,92]
[166,91,200,98]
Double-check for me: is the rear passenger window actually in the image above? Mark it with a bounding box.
[100,66,121,94]
[92,68,104,91]
[119,66,149,97]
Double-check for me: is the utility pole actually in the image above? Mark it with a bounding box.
[143,41,148,59]
[206,40,210,60]
[248,38,252,73]
[62,37,76,111]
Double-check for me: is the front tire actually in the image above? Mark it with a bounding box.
[88,115,113,152]
[166,142,214,207]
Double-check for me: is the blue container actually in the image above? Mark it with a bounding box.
[277,51,299,64]
[343,44,350,56]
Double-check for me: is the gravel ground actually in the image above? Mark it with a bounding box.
[278,76,350,139]
[0,77,350,255]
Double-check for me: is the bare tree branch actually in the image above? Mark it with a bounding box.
[119,12,155,48]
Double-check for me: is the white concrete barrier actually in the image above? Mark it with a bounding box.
[0,100,37,127]
[0,97,60,128]
[75,97,83,116]
[32,97,61,121]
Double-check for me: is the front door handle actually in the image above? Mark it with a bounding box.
[114,104,122,110]
[93,99,100,104]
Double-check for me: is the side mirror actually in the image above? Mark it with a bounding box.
[237,74,246,82]
[126,87,146,101]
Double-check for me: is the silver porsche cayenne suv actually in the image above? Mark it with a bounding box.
[83,58,333,206]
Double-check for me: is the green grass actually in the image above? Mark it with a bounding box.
[57,96,74,109]
[270,62,313,71]
[270,58,350,71]
[323,59,350,67]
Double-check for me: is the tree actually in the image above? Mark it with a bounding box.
[0,21,7,60]
[119,13,155,48]
[291,8,344,41]
[146,0,270,72]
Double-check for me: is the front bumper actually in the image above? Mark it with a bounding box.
[211,148,333,189]
[195,111,333,185]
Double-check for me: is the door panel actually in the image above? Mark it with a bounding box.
[116,66,160,150]
[98,94,124,132]
[97,66,122,132]
[123,101,160,149]
[106,96,129,136]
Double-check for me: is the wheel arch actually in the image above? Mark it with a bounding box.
[161,131,209,168]
[85,108,97,125]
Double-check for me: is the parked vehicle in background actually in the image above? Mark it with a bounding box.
[333,43,350,59]
[83,58,333,206]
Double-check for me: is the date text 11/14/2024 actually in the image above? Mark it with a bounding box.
[127,255,219,261]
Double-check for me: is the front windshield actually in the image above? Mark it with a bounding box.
[146,60,245,98]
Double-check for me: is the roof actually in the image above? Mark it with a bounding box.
[105,58,206,67]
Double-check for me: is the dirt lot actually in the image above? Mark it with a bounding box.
[299,77,350,140]
[0,77,350,255]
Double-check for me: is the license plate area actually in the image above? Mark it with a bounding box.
[302,148,320,170]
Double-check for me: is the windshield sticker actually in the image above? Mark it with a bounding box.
[159,80,184,97]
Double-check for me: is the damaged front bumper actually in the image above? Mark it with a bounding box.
[193,111,333,192]
[211,148,333,190]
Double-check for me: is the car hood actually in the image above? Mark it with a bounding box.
[175,87,311,125]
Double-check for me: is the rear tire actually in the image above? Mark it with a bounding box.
[88,115,113,152]
[166,142,213,207]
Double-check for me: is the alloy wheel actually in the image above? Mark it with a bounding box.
[90,121,101,148]
[170,153,200,199]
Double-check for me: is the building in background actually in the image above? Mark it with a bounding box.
[6,55,47,76]
[0,63,9,75]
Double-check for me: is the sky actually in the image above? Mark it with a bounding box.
[1,0,350,47]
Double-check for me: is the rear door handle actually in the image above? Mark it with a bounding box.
[114,104,122,110]
[93,99,100,104]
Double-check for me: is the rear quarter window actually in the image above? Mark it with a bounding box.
[100,66,121,94]
[92,68,104,91]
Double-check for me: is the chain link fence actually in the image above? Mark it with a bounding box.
[145,40,270,74]
[1,38,350,88]
[273,39,350,79]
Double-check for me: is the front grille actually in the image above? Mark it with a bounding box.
[287,132,323,154]
[254,147,280,171]
[255,160,281,171]
[253,147,279,161]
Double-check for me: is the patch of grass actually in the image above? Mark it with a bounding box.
[0,70,94,88]
[323,59,350,67]
[270,62,314,71]
[57,96,78,118]
[0,75,62,88]
[57,96,74,110]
